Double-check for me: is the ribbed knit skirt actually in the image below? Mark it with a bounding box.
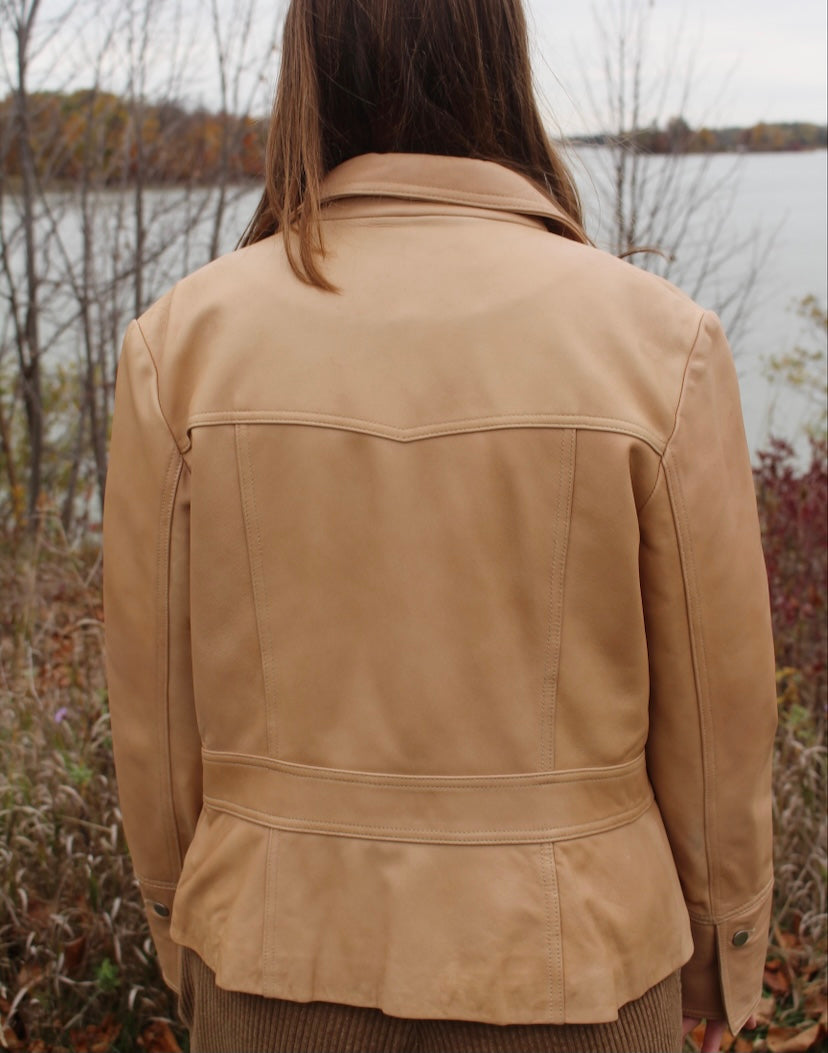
[177,946,683,1053]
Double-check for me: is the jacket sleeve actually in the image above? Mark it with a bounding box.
[103,315,202,994]
[640,310,777,1034]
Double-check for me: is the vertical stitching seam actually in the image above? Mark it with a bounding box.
[541,429,576,769]
[157,446,185,873]
[537,428,576,1021]
[235,424,279,756]
[662,455,718,912]
[539,841,556,1020]
[550,842,565,1019]
[262,827,280,994]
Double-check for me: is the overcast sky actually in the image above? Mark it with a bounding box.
[9,0,828,135]
[528,0,828,133]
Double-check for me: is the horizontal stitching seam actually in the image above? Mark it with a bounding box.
[686,876,775,924]
[136,874,178,890]
[322,183,551,207]
[201,751,645,789]
[205,770,636,791]
[186,413,666,453]
[320,211,545,229]
[201,794,652,838]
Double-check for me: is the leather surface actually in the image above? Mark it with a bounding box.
[102,152,777,1030]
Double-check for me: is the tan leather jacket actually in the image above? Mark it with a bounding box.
[103,152,777,1032]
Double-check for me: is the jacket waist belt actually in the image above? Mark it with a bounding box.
[200,748,653,844]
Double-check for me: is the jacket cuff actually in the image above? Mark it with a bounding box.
[139,877,181,994]
[682,881,774,1034]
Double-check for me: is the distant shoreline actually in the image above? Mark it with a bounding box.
[561,121,827,155]
[1,92,825,186]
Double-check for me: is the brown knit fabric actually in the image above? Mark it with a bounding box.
[177,946,683,1053]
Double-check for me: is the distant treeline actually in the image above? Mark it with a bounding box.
[570,117,828,154]
[0,93,826,188]
[0,90,267,185]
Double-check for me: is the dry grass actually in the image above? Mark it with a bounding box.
[0,515,184,1052]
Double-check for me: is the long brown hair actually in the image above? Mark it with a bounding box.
[239,0,588,290]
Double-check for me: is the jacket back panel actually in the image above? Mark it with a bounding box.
[102,159,776,1029]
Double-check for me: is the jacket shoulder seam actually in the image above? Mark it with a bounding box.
[637,308,707,517]
[133,316,189,464]
[661,308,710,461]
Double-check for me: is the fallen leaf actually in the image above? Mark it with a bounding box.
[757,994,777,1025]
[720,1028,737,1051]
[137,1020,182,1053]
[68,1014,121,1053]
[766,1022,825,1053]
[1,1025,24,1051]
[688,1020,707,1049]
[764,963,792,996]
[15,962,45,990]
[24,895,56,926]
[766,1026,802,1052]
[785,1021,824,1052]
[803,983,827,1019]
[733,1039,753,1052]
[63,935,86,975]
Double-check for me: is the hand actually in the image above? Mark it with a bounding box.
[682,1014,758,1052]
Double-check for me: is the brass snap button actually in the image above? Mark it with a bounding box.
[731,929,750,947]
[152,902,171,918]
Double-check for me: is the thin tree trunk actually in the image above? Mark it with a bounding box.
[14,4,44,527]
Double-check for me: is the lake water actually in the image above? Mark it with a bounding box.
[3,149,826,460]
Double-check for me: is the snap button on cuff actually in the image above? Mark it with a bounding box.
[152,902,171,918]
[731,929,750,947]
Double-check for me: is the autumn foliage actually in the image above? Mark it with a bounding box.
[0,90,266,185]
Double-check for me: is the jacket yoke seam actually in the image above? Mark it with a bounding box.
[187,412,667,454]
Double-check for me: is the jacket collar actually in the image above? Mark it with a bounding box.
[319,152,583,239]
